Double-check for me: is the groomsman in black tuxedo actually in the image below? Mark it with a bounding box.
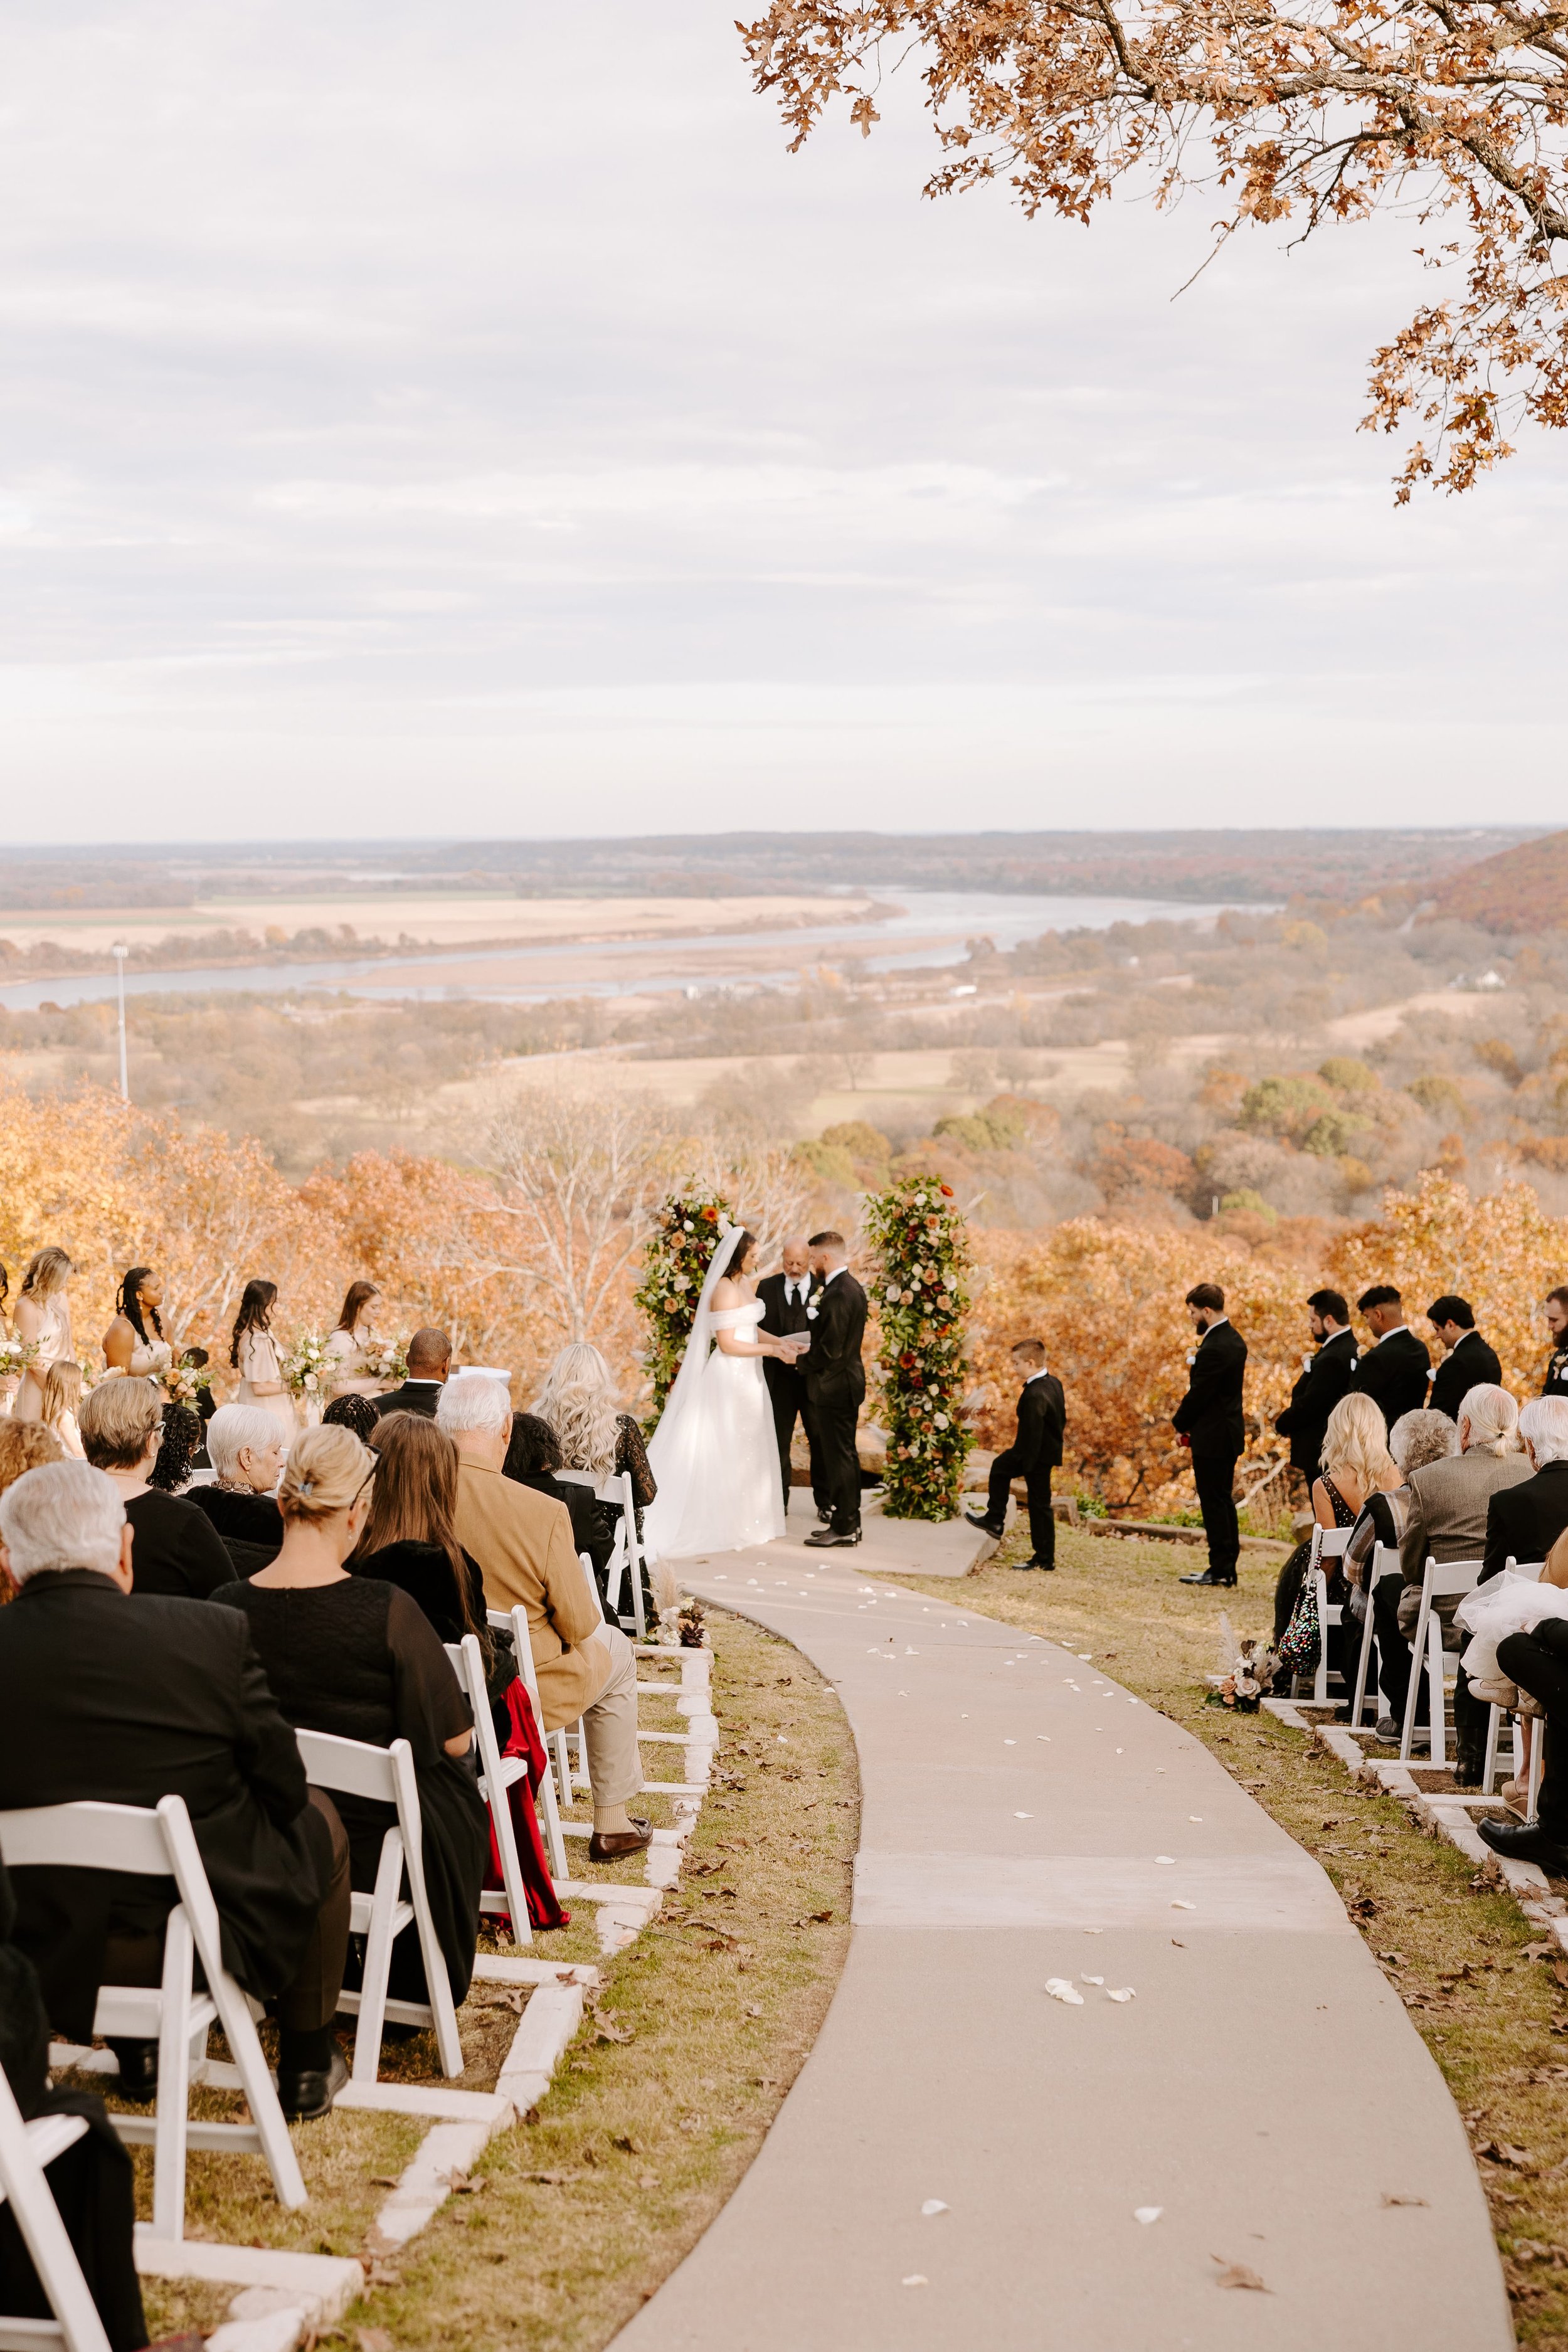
[802,1231,869,1549]
[1348,1286,1431,1431]
[966,1338,1066,1568]
[1426,1293,1502,1421]
[1174,1283,1248,1588]
[756,1237,823,1519]
[1274,1288,1356,1498]
[1544,1286,1568,1400]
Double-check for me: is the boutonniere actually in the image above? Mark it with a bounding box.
[805,1282,825,1322]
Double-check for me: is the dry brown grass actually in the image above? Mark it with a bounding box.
[881,1522,1568,2345]
[122,1609,857,2347]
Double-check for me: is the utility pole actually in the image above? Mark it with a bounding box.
[112,943,129,1099]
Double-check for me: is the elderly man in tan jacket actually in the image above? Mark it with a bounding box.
[438,1375,648,1861]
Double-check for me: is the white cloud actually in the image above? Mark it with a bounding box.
[0,0,1561,840]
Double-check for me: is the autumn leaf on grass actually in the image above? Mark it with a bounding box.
[1477,2141,1535,2171]
[1212,2259,1269,2291]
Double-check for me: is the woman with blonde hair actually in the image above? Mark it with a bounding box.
[1273,1392,1401,1648]
[534,1340,657,1514]
[211,1424,487,2020]
[11,1247,73,1424]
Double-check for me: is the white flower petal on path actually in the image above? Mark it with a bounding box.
[903,2274,929,2287]
[1189,1816,1203,1823]
[1081,1973,1104,1986]
[1044,1979,1085,2005]
[1014,1811,1034,1820]
[921,2199,949,2217]
[1172,1900,1197,1911]
[1003,1739,1017,1745]
[1155,1856,1176,1866]
[1107,1988,1136,2003]
[1134,2207,1163,2225]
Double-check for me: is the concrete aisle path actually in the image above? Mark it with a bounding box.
[615,1545,1513,2351]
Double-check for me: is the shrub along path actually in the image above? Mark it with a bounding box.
[617,1531,1512,2351]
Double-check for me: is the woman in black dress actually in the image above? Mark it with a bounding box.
[77,1377,234,1602]
[504,1411,612,1581]
[213,1424,487,2012]
[188,1402,289,1571]
[352,1410,489,1648]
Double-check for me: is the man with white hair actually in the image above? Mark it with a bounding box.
[0,1459,352,2120]
[440,1376,649,1861]
[1483,1397,1568,1580]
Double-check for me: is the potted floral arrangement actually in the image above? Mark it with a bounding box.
[635,1189,734,1420]
[862,1175,974,1520]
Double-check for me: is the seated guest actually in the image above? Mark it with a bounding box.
[1426,1294,1503,1421]
[1478,1527,1568,1872]
[188,1402,287,1569]
[372,1327,450,1422]
[1484,1397,1568,1579]
[351,1410,489,1647]
[1349,1408,1460,1739]
[0,1459,352,2119]
[78,1378,234,1603]
[323,1391,380,1444]
[534,1343,657,1523]
[0,1423,64,1604]
[0,1854,148,2352]
[1273,1392,1397,1645]
[442,1375,650,1861]
[1348,1286,1431,1431]
[213,1425,487,2013]
[147,1400,204,1494]
[504,1411,612,1581]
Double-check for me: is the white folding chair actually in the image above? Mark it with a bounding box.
[487,1608,569,1880]
[1289,1525,1350,1704]
[0,2066,112,2352]
[600,1470,647,1640]
[293,1730,464,2084]
[1480,1558,1546,1802]
[0,1796,305,2242]
[1350,1542,1402,1732]
[442,1633,531,1947]
[1400,1557,1483,1769]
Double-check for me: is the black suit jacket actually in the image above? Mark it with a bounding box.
[756,1271,813,1407]
[373,1380,444,1423]
[1173,1321,1247,1461]
[1483,1461,1568,1581]
[1429,1329,1503,1422]
[1274,1327,1356,1473]
[1348,1327,1432,1431]
[1003,1375,1065,1475]
[1545,1341,1568,1400]
[0,1569,325,2040]
[803,1271,867,1411]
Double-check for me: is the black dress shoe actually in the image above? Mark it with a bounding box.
[106,2038,159,2102]
[965,1512,1005,1537]
[1454,1747,1486,1791]
[275,2044,348,2122]
[1477,1814,1568,1873]
[1024,1557,1056,1572]
[1179,1567,1237,1587]
[805,1526,860,1547]
[589,1817,653,1863]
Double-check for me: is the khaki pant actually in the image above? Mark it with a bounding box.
[575,1624,644,1810]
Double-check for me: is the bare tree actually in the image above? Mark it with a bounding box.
[481,1092,677,1353]
[740,1,1568,494]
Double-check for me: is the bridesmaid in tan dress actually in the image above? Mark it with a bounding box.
[12,1247,75,1425]
[323,1280,386,1401]
[229,1278,299,1446]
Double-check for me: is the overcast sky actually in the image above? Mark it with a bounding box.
[1,1,1563,845]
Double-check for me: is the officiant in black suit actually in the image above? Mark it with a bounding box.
[757,1237,823,1518]
[802,1231,869,1549]
[1348,1286,1431,1431]
[1174,1283,1248,1588]
[372,1327,450,1422]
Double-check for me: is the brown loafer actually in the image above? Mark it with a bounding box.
[589,1818,653,1863]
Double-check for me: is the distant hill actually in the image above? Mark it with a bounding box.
[1429,830,1568,933]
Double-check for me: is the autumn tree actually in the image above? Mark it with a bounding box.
[740,0,1568,493]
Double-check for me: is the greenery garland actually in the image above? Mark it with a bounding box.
[864,1173,973,1520]
[634,1187,734,1419]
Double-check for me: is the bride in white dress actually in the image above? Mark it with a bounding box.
[643,1226,807,1560]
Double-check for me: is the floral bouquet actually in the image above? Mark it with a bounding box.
[635,1189,734,1420]
[163,1350,214,1409]
[863,1174,973,1521]
[0,1335,40,1379]
[358,1332,409,1385]
[282,1330,332,1401]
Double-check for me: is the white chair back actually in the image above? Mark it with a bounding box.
[600,1469,647,1639]
[0,2067,110,2352]
[442,1632,531,1945]
[1480,1559,1547,1798]
[1400,1555,1482,1769]
[1349,1542,1402,1730]
[487,1606,568,1879]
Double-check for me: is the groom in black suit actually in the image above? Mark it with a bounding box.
[756,1237,823,1519]
[1174,1282,1248,1588]
[802,1231,869,1549]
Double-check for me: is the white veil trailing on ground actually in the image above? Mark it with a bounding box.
[642,1222,744,1563]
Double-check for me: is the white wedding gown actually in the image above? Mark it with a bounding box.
[643,1303,785,1559]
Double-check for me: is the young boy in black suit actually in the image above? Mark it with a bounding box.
[967,1339,1066,1569]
